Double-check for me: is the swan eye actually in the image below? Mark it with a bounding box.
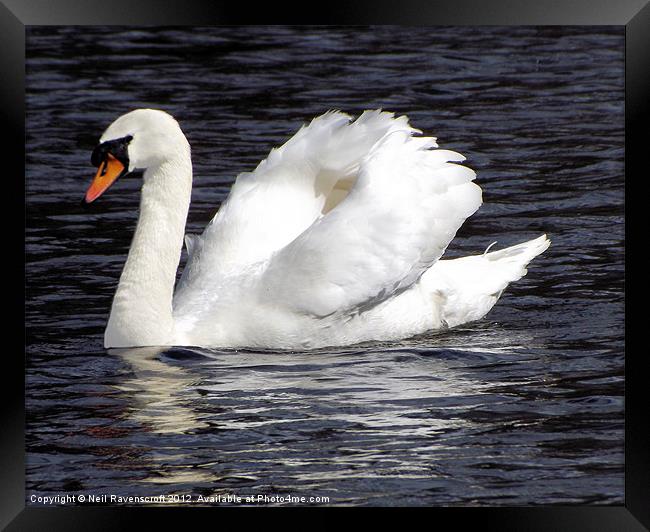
[91,134,133,168]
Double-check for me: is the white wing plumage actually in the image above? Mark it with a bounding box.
[260,125,482,318]
[174,110,482,332]
[174,110,420,308]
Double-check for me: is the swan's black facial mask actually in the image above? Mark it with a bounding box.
[91,135,133,169]
[85,135,133,203]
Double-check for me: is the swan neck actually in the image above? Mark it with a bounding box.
[105,153,192,347]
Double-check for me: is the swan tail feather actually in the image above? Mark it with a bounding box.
[483,233,551,282]
[422,235,550,327]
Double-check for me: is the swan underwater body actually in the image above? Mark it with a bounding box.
[84,108,550,350]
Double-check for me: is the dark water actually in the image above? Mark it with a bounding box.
[26,26,624,506]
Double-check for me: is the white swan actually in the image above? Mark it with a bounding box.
[84,108,550,350]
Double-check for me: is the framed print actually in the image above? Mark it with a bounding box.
[7,0,648,528]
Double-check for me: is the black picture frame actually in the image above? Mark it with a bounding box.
[8,0,646,528]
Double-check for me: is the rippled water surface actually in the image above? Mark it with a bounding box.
[26,26,624,506]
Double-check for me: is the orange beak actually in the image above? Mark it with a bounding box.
[84,153,125,203]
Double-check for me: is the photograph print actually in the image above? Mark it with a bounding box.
[26,25,624,507]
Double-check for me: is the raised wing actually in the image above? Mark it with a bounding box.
[259,129,482,318]
[174,110,417,310]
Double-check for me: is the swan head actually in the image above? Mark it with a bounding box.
[84,108,188,203]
